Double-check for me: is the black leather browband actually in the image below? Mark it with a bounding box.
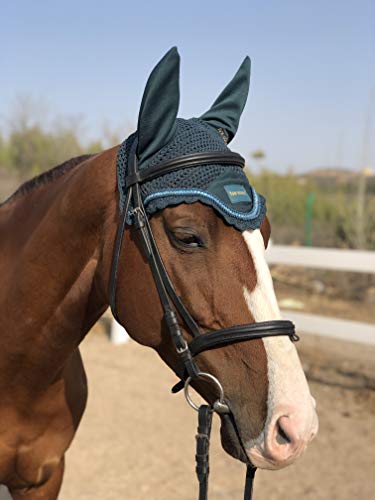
[125,151,245,187]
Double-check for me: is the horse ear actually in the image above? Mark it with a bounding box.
[137,47,180,165]
[200,56,251,144]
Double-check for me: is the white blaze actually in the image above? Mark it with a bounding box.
[242,229,317,450]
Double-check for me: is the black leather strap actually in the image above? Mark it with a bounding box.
[142,214,202,337]
[195,408,256,500]
[109,139,138,322]
[244,466,256,500]
[125,151,245,187]
[196,405,213,500]
[171,320,297,394]
[188,320,298,357]
[108,187,132,322]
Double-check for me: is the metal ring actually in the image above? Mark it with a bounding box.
[184,372,229,414]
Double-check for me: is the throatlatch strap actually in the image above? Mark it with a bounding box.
[108,187,132,322]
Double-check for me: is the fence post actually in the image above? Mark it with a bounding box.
[304,192,315,246]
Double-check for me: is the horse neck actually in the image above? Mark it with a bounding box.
[0,147,119,380]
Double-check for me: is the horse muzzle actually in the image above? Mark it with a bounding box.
[220,400,318,470]
[245,405,319,470]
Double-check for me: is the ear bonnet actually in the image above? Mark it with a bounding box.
[116,47,266,231]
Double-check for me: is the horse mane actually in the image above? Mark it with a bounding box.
[1,154,94,207]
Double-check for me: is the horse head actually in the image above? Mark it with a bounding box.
[110,47,318,471]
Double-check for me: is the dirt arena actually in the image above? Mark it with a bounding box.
[1,323,374,499]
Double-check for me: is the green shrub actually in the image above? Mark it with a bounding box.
[249,170,375,250]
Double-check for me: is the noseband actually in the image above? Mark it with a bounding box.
[109,139,298,500]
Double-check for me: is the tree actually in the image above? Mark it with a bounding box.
[3,97,104,179]
[251,149,266,160]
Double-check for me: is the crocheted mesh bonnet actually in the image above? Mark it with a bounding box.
[116,47,266,232]
[117,118,266,231]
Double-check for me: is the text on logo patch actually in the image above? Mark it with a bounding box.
[224,184,251,204]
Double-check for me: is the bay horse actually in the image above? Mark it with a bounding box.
[0,48,318,498]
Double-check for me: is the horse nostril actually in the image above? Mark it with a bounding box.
[275,422,291,445]
[265,415,303,463]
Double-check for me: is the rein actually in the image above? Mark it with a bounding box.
[109,139,299,499]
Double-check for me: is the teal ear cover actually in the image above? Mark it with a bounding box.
[117,118,266,232]
[200,56,250,143]
[116,52,266,232]
[137,47,180,166]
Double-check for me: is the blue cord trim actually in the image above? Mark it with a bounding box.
[143,187,261,220]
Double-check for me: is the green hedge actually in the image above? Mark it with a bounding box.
[249,170,375,250]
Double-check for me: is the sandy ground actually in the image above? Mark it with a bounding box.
[1,325,374,500]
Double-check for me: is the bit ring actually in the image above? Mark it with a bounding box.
[184,372,229,414]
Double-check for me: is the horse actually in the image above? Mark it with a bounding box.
[0,48,318,499]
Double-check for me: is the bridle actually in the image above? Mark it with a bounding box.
[109,138,299,500]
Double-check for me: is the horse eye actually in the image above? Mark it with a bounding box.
[172,231,203,248]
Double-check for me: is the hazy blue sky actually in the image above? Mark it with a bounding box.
[2,0,374,172]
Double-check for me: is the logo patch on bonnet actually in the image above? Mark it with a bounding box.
[224,184,251,204]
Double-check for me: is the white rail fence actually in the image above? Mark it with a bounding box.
[266,245,375,345]
[109,245,375,346]
[266,245,375,273]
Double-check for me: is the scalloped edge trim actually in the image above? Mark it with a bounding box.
[143,187,261,220]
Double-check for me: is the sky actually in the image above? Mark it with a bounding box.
[2,0,375,172]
